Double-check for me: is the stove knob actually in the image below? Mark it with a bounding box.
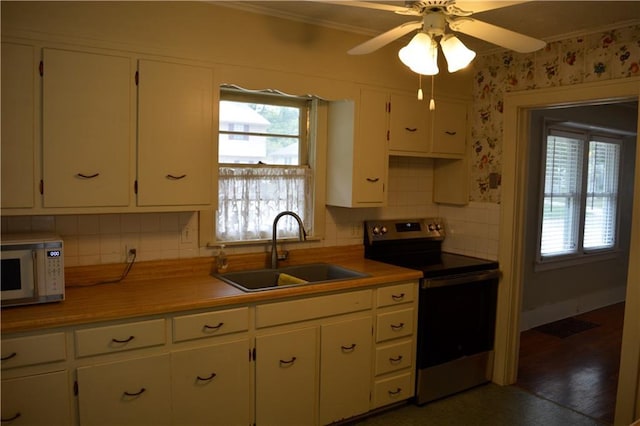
[435,223,442,231]
[380,226,388,235]
[428,223,435,231]
[372,226,380,235]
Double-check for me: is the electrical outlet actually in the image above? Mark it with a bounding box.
[181,225,192,243]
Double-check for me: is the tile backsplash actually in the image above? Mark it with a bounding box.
[1,156,499,266]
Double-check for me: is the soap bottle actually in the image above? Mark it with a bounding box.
[216,244,228,273]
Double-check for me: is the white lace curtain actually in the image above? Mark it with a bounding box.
[217,166,313,242]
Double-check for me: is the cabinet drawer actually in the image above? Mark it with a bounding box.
[173,307,249,342]
[375,339,413,376]
[75,319,165,357]
[256,290,372,328]
[372,372,413,409]
[1,333,66,370]
[376,308,414,342]
[376,282,415,307]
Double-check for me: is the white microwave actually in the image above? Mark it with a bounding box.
[1,233,65,307]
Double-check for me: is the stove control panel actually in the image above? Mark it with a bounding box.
[364,218,445,243]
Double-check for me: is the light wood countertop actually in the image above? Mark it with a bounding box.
[1,246,422,334]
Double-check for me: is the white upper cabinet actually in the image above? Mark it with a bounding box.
[430,98,468,157]
[137,60,214,207]
[1,43,36,209]
[388,92,430,154]
[42,48,133,208]
[389,94,469,159]
[327,88,389,207]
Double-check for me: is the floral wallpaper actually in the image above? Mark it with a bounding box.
[469,24,640,203]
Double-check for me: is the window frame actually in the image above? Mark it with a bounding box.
[536,122,624,269]
[200,86,326,247]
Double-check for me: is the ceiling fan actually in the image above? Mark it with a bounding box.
[325,0,546,57]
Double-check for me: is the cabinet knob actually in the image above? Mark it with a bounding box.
[390,323,405,331]
[1,412,21,422]
[111,336,135,344]
[196,372,217,382]
[366,177,380,183]
[404,127,418,132]
[279,357,297,367]
[123,388,146,397]
[340,343,357,353]
[0,352,17,361]
[166,174,187,180]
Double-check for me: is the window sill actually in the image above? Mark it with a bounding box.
[534,249,623,272]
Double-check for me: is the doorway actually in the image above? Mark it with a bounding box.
[515,101,637,424]
[492,78,640,426]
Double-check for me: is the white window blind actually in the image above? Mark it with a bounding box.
[539,125,622,261]
[540,131,583,257]
[584,140,620,250]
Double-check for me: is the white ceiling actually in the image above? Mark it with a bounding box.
[211,1,640,54]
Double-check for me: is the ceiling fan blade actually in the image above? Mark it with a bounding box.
[449,17,546,53]
[308,1,410,14]
[348,21,422,55]
[453,1,529,14]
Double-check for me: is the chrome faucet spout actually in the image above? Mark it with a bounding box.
[271,211,306,269]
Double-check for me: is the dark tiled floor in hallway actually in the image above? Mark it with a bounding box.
[350,383,604,425]
[517,303,624,425]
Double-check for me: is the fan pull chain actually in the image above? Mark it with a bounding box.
[429,75,436,111]
[417,74,424,100]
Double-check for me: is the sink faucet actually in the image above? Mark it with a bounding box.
[271,211,306,269]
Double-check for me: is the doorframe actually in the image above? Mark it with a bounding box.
[493,76,640,425]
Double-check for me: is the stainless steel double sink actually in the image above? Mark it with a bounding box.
[215,263,368,292]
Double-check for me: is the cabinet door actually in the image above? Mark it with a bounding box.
[42,48,132,207]
[430,98,467,156]
[256,327,317,426]
[1,370,71,425]
[319,316,372,425]
[137,60,213,206]
[171,339,251,426]
[388,92,430,154]
[355,89,389,204]
[77,354,171,426]
[1,43,36,209]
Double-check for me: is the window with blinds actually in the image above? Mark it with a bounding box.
[539,126,622,261]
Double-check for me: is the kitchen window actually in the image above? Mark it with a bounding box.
[215,87,318,243]
[538,125,622,264]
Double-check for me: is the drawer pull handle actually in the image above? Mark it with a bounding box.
[1,412,21,422]
[445,131,457,136]
[279,357,297,367]
[196,372,217,382]
[112,336,135,344]
[405,127,418,132]
[391,293,405,301]
[1,352,17,361]
[389,355,404,363]
[123,388,146,397]
[390,323,405,330]
[366,177,380,183]
[76,172,100,179]
[166,174,187,180]
[341,343,357,352]
[203,322,224,331]
[388,387,403,396]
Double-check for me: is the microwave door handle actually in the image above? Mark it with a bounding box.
[31,250,39,297]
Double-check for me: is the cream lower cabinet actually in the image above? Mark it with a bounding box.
[319,316,372,425]
[77,354,172,426]
[1,370,71,425]
[1,332,71,425]
[255,326,318,426]
[171,338,251,426]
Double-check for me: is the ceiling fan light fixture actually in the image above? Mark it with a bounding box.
[398,32,439,75]
[440,33,476,72]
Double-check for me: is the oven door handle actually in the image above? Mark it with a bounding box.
[422,269,501,289]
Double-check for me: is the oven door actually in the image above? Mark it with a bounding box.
[418,269,500,369]
[1,248,37,303]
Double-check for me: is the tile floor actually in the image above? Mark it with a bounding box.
[349,384,604,425]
